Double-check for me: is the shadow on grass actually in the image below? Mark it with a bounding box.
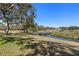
[17,40,79,56]
[0,37,15,45]
[0,34,79,56]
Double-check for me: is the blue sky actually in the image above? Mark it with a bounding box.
[33,3,79,27]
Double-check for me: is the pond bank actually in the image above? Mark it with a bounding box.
[28,35,79,46]
[2,34,79,46]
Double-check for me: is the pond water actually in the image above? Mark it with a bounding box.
[39,32,67,41]
[48,35,65,40]
[47,35,75,42]
[38,32,78,42]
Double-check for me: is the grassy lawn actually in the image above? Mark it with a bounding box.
[0,33,79,56]
[0,40,21,56]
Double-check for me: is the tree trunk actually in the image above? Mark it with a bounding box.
[23,28,28,34]
[5,20,10,35]
[26,29,28,34]
[2,10,10,35]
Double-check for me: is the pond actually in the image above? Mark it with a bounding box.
[47,35,79,42]
[48,35,65,40]
[38,32,79,42]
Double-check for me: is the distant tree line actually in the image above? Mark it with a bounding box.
[36,25,56,31]
[59,26,79,30]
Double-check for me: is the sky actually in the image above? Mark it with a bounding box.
[33,3,79,27]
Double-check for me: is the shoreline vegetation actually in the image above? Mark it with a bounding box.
[50,30,79,42]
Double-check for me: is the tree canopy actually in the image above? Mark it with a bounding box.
[0,3,36,34]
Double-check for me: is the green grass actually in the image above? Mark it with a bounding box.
[0,32,78,56]
[0,38,21,56]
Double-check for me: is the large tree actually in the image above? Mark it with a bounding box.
[19,4,36,33]
[0,3,36,34]
[0,4,16,34]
